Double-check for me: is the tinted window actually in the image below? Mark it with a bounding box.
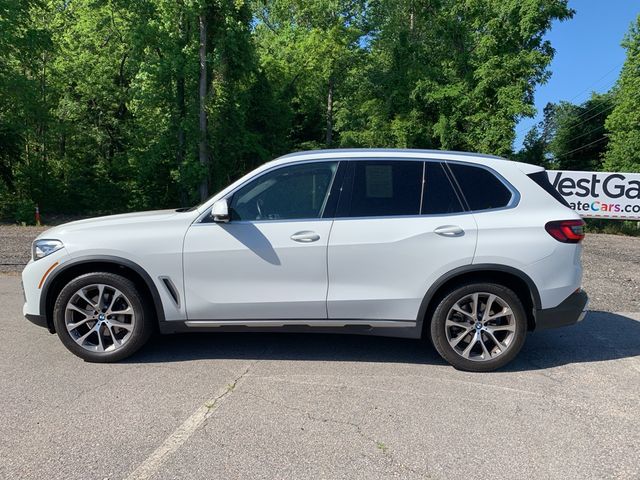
[449,164,513,210]
[230,162,337,221]
[342,161,422,217]
[422,162,465,214]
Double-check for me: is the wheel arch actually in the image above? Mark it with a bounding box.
[40,255,166,333]
[417,264,541,338]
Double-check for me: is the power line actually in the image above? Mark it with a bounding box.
[516,80,616,137]
[564,62,622,105]
[515,62,622,137]
[551,136,607,160]
[560,123,604,144]
[565,102,615,131]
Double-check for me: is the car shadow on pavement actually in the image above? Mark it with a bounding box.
[125,311,640,372]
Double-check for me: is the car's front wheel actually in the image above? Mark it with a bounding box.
[53,272,152,362]
[430,283,527,372]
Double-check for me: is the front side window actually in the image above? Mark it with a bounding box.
[448,163,513,211]
[230,162,338,221]
[341,160,423,217]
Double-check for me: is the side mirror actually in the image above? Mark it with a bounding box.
[211,199,230,223]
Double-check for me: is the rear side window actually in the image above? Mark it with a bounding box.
[527,170,571,207]
[448,163,513,211]
[422,162,465,214]
[341,161,423,217]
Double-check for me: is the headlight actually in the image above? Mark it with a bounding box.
[32,239,64,261]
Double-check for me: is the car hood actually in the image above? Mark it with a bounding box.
[37,209,184,240]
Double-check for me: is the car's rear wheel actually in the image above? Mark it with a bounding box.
[430,283,527,372]
[53,272,152,362]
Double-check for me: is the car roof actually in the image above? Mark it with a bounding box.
[272,148,543,174]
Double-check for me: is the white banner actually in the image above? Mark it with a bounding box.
[546,170,640,220]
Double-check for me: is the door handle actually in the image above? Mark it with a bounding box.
[290,231,320,243]
[434,225,465,237]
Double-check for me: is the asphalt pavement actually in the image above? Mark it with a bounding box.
[1,275,639,479]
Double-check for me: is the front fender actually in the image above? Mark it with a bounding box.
[39,255,167,332]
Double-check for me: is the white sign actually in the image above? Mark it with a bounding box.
[547,170,640,220]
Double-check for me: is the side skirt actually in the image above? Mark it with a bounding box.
[158,318,421,339]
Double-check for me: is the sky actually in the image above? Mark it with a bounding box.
[513,1,640,150]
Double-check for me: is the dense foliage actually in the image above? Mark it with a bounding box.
[0,0,575,221]
[604,15,640,174]
[1,1,637,224]
[514,93,614,170]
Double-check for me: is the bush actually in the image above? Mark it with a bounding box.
[0,196,38,225]
[585,218,640,237]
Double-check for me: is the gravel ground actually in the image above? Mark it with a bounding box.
[0,225,47,273]
[1,225,638,312]
[581,233,640,312]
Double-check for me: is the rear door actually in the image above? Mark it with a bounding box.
[327,159,478,322]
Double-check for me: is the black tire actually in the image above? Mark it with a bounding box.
[430,282,527,372]
[53,272,153,362]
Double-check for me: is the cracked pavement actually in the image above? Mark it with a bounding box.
[1,275,639,479]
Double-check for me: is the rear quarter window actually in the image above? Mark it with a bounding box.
[527,170,571,207]
[448,163,513,211]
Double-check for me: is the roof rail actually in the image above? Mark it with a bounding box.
[276,148,506,162]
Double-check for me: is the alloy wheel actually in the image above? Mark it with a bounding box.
[64,283,136,353]
[445,292,516,362]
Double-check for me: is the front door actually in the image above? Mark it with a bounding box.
[183,161,339,320]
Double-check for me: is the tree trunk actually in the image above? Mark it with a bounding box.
[409,0,415,32]
[198,12,209,201]
[175,9,189,206]
[38,50,47,208]
[176,71,187,205]
[326,75,334,146]
[176,59,185,165]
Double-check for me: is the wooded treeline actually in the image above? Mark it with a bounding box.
[0,0,638,223]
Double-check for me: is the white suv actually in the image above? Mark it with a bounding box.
[22,149,588,371]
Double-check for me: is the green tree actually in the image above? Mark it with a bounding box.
[338,0,573,155]
[514,125,548,167]
[0,0,53,219]
[548,93,613,170]
[515,93,613,171]
[253,0,368,149]
[604,14,640,173]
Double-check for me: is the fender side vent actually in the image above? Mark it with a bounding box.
[160,276,180,308]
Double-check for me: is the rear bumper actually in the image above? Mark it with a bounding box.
[535,289,589,330]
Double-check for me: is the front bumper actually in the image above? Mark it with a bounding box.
[22,248,69,333]
[535,289,589,330]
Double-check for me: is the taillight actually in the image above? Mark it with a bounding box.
[545,219,586,243]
